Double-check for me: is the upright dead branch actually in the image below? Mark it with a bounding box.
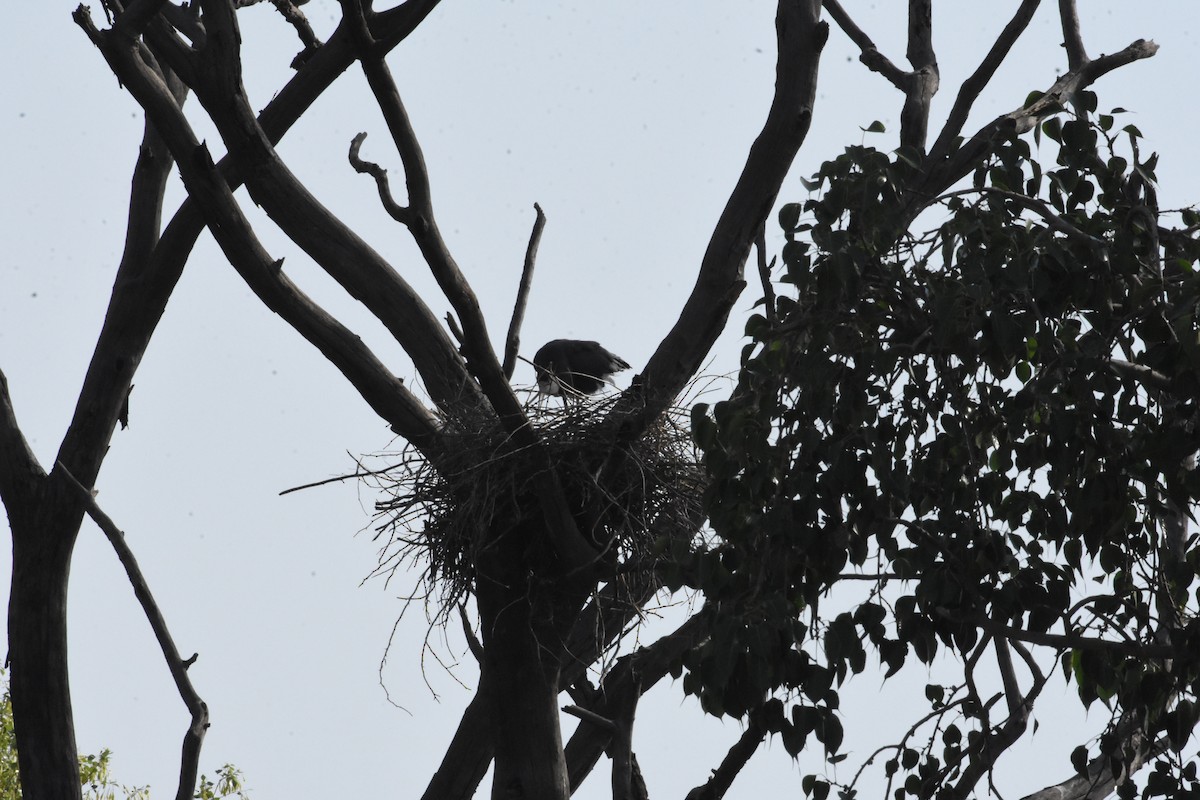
[503,203,546,381]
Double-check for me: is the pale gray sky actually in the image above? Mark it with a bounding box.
[3,2,1197,797]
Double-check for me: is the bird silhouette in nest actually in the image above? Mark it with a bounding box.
[532,339,630,400]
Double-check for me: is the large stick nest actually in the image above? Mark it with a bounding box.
[364,393,706,616]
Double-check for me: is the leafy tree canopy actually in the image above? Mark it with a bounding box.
[688,98,1200,799]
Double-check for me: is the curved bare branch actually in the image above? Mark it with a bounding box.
[612,0,828,441]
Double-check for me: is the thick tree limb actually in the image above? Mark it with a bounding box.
[1020,714,1167,800]
[160,0,477,416]
[58,2,443,499]
[610,679,641,800]
[900,0,938,151]
[75,6,445,456]
[613,0,827,441]
[504,204,546,381]
[418,574,658,800]
[1058,0,1088,70]
[57,464,208,800]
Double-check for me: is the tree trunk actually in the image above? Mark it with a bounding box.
[476,575,572,800]
[8,491,84,800]
[474,514,593,800]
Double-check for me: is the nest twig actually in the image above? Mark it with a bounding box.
[361,391,707,621]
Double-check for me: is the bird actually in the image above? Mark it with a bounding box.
[532,339,630,397]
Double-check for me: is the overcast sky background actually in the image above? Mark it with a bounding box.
[3,2,1199,797]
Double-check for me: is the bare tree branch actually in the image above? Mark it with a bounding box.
[75,6,445,456]
[615,0,827,440]
[270,0,323,65]
[565,614,709,792]
[56,463,208,800]
[162,0,478,415]
[348,132,413,224]
[927,0,1041,161]
[504,203,546,380]
[821,0,907,90]
[900,0,938,151]
[610,679,641,800]
[111,0,169,40]
[0,368,46,512]
[563,705,616,732]
[1020,716,1168,800]
[910,37,1158,222]
[1058,0,1088,70]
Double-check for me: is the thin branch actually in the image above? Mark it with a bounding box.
[953,611,1176,658]
[927,0,1041,161]
[458,604,484,663]
[994,637,1024,718]
[563,705,617,732]
[821,0,908,90]
[755,224,777,325]
[56,463,208,800]
[937,187,1107,250]
[1057,0,1088,70]
[503,203,546,380]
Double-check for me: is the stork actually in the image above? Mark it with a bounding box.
[532,339,629,398]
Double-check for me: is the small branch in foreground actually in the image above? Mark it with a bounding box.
[503,203,546,380]
[563,705,617,732]
[56,462,209,800]
[821,0,908,90]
